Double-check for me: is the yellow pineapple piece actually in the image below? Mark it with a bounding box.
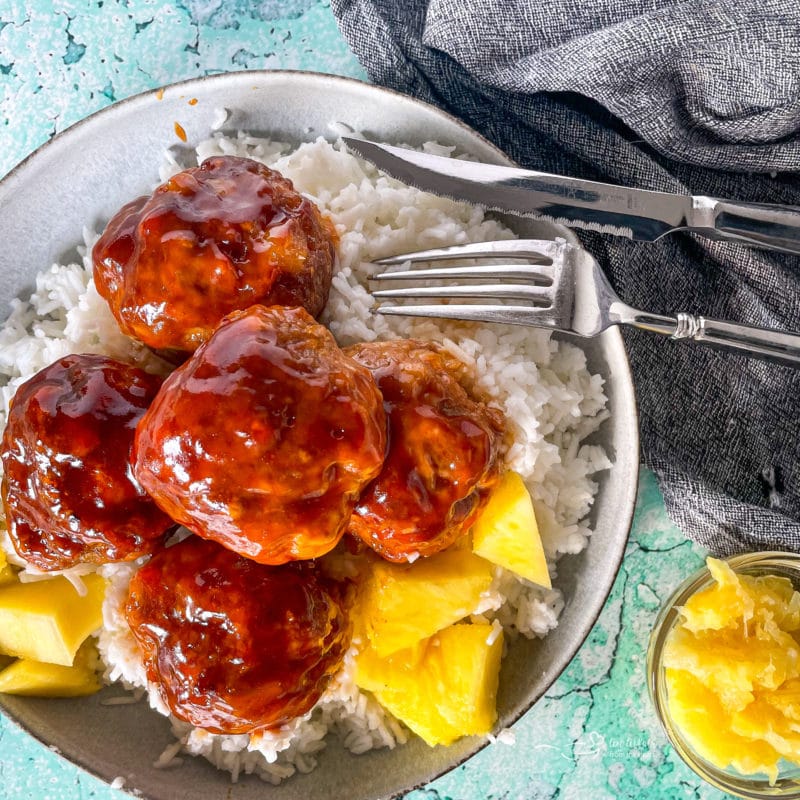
[355,640,426,694]
[0,573,106,666]
[356,622,504,746]
[471,471,550,588]
[666,668,782,783]
[356,641,460,745]
[731,695,800,764]
[431,623,504,735]
[681,558,800,633]
[0,639,102,697]
[0,549,17,587]
[663,624,798,712]
[762,677,800,722]
[358,548,494,657]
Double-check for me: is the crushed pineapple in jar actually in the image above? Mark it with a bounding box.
[663,557,800,784]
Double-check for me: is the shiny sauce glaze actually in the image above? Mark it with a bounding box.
[133,304,387,565]
[345,339,505,562]
[0,354,174,570]
[92,155,337,354]
[125,535,351,734]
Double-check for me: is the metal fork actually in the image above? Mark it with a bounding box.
[371,239,800,367]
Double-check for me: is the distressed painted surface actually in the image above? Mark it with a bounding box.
[0,2,729,798]
[0,0,366,179]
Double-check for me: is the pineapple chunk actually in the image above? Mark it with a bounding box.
[0,549,16,587]
[356,622,504,746]
[471,471,551,588]
[681,558,800,633]
[0,639,102,697]
[358,548,494,657]
[664,623,798,711]
[358,642,460,745]
[666,667,782,783]
[355,641,426,694]
[433,623,504,735]
[0,573,106,666]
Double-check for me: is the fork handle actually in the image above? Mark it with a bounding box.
[663,313,800,366]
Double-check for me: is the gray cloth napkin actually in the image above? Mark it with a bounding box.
[331,0,800,554]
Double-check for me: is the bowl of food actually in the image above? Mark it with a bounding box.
[648,552,800,799]
[0,70,639,800]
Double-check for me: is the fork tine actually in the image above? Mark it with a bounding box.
[372,283,553,303]
[374,239,558,265]
[377,304,560,328]
[372,263,554,283]
[371,238,573,334]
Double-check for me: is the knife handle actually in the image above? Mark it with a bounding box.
[701,197,800,256]
[669,312,800,367]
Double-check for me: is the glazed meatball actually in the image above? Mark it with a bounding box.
[133,305,387,564]
[125,536,351,734]
[345,339,505,562]
[0,354,174,571]
[92,155,336,354]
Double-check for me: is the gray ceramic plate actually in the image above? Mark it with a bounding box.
[0,71,639,800]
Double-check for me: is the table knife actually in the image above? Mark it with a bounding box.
[343,137,800,256]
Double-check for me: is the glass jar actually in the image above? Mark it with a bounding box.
[647,551,800,799]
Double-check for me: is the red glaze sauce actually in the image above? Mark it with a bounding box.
[125,535,351,734]
[133,305,387,564]
[92,155,336,354]
[0,354,173,570]
[345,339,505,562]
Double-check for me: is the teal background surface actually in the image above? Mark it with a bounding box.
[0,2,731,798]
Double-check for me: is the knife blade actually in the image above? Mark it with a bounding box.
[343,137,800,255]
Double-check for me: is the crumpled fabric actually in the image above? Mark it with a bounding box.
[331,0,800,554]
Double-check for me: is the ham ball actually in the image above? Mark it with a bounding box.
[0,354,174,571]
[125,535,351,734]
[92,155,336,354]
[133,304,387,564]
[345,339,505,562]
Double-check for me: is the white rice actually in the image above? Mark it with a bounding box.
[0,132,611,783]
